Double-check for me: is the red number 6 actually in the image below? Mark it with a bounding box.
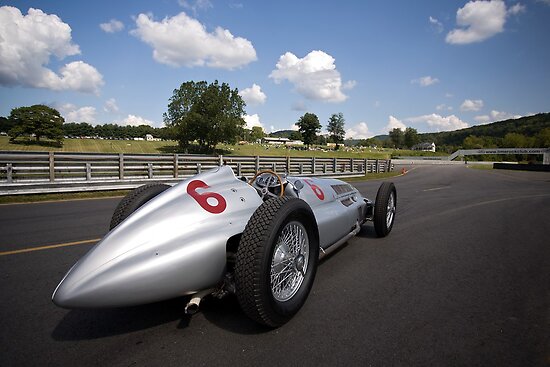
[187,180,227,214]
[304,179,325,200]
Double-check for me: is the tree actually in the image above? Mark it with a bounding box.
[463,135,485,149]
[0,116,14,133]
[404,127,419,149]
[289,130,303,141]
[535,128,550,147]
[327,112,345,149]
[358,138,382,148]
[250,126,265,142]
[163,80,246,153]
[8,105,64,144]
[296,113,321,148]
[503,133,528,148]
[389,128,404,148]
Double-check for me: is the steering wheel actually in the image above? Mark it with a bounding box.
[249,170,285,199]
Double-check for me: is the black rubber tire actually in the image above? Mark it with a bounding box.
[373,182,397,237]
[109,183,171,230]
[235,197,319,327]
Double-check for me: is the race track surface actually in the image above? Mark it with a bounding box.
[1,165,549,366]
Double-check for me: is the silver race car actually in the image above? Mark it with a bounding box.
[52,165,396,327]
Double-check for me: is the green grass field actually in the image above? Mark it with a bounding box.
[0,136,176,154]
[0,136,412,159]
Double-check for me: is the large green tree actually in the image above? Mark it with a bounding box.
[389,128,404,148]
[8,105,64,144]
[250,126,265,141]
[327,112,346,149]
[163,80,246,153]
[404,127,419,149]
[296,112,321,148]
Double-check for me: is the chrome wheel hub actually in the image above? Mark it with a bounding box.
[270,221,309,302]
[386,192,395,228]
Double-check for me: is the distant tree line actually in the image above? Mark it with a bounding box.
[62,122,176,141]
[419,113,550,152]
[3,86,548,154]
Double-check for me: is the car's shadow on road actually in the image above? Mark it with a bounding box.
[200,295,272,335]
[51,295,269,340]
[357,223,378,239]
[51,226,379,341]
[51,298,192,340]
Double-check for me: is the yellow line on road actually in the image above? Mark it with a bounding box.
[0,238,100,257]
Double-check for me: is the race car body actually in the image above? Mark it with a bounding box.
[53,165,396,327]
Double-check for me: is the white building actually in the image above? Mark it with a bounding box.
[412,142,436,152]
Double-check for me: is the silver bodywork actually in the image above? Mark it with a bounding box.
[52,165,369,308]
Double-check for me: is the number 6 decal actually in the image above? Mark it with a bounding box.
[187,180,227,214]
[304,179,325,200]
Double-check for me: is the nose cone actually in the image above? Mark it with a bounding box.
[52,264,101,308]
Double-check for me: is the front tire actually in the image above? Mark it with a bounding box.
[109,183,171,230]
[373,182,396,237]
[235,197,319,327]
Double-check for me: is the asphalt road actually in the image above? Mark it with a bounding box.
[1,165,549,366]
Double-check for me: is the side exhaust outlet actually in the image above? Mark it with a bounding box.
[184,289,213,315]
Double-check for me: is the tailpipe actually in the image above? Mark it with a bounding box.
[184,289,213,315]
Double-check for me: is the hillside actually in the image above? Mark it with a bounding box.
[419,113,550,147]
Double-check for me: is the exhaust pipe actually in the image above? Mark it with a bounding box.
[319,222,361,260]
[184,289,213,315]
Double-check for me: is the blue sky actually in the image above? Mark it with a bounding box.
[1,0,549,138]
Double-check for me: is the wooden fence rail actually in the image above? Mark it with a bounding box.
[0,151,392,195]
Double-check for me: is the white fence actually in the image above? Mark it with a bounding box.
[0,152,393,195]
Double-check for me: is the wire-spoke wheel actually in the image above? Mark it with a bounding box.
[270,221,309,302]
[235,197,319,327]
[374,182,397,237]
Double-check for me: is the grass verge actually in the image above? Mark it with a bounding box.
[342,171,402,182]
[467,164,494,170]
[0,190,129,205]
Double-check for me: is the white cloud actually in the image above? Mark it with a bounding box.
[446,0,525,45]
[508,3,526,15]
[537,0,550,6]
[131,12,257,69]
[178,0,213,14]
[345,122,372,139]
[290,123,299,131]
[239,84,266,105]
[412,76,439,87]
[408,114,469,131]
[0,6,104,94]
[342,80,357,90]
[460,99,484,111]
[243,114,264,130]
[474,110,523,123]
[104,98,119,113]
[385,115,407,132]
[59,104,97,123]
[474,115,491,124]
[117,114,156,126]
[436,103,453,111]
[429,16,444,33]
[269,50,351,102]
[100,19,124,33]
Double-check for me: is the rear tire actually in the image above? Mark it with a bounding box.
[109,183,171,230]
[235,197,319,327]
[373,182,396,237]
